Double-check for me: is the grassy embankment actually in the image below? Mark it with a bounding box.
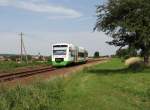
[0,61,51,73]
[0,58,150,110]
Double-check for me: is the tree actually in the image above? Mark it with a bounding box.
[94,0,150,65]
[94,51,100,58]
[116,48,137,59]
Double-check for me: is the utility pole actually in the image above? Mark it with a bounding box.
[20,32,23,63]
[19,32,28,64]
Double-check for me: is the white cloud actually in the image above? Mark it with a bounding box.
[0,0,82,19]
[0,0,14,6]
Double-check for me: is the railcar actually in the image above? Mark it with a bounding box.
[52,43,88,67]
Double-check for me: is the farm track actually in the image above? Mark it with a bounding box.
[0,58,108,83]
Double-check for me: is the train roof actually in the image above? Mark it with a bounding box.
[52,43,74,46]
[52,43,87,51]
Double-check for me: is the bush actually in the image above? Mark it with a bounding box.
[116,48,137,59]
[125,57,142,66]
[94,51,100,58]
[128,62,144,72]
[125,57,144,71]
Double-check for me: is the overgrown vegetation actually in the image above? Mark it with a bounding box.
[0,59,150,110]
[0,61,51,73]
[0,79,64,110]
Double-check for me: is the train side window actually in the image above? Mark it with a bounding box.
[78,52,84,57]
[71,51,75,57]
[84,52,88,57]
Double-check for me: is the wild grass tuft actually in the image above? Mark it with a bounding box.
[0,79,64,110]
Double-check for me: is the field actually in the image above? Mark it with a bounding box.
[0,58,150,110]
[0,61,51,73]
[63,58,150,110]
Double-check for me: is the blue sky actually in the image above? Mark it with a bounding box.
[0,0,116,56]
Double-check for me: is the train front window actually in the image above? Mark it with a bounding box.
[53,50,66,55]
[53,45,68,48]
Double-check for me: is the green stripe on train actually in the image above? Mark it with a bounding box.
[52,61,71,66]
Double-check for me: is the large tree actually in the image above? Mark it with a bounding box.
[94,0,150,65]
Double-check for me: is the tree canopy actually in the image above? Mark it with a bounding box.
[94,0,150,64]
[94,51,100,58]
[116,48,137,59]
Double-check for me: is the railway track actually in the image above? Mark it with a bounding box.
[0,58,108,83]
[0,67,57,82]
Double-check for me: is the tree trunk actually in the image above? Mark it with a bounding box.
[144,55,149,66]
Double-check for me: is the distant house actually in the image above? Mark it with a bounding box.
[32,55,40,61]
[0,56,5,61]
[32,55,47,61]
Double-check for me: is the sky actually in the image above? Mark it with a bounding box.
[0,0,117,56]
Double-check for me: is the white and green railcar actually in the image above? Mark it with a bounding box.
[52,43,88,67]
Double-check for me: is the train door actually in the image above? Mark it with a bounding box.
[69,47,75,62]
[75,46,78,62]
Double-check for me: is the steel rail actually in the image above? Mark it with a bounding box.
[0,58,108,83]
[0,67,56,82]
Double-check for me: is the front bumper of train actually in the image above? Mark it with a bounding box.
[52,61,71,67]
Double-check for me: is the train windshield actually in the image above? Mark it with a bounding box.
[53,45,68,48]
[53,50,66,55]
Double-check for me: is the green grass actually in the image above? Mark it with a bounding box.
[0,79,64,110]
[0,61,51,73]
[63,58,150,110]
[0,58,150,110]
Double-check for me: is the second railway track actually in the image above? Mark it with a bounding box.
[0,67,57,82]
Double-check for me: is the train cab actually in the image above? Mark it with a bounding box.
[52,43,88,67]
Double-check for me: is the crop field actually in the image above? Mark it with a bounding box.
[0,61,51,73]
[0,58,150,110]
